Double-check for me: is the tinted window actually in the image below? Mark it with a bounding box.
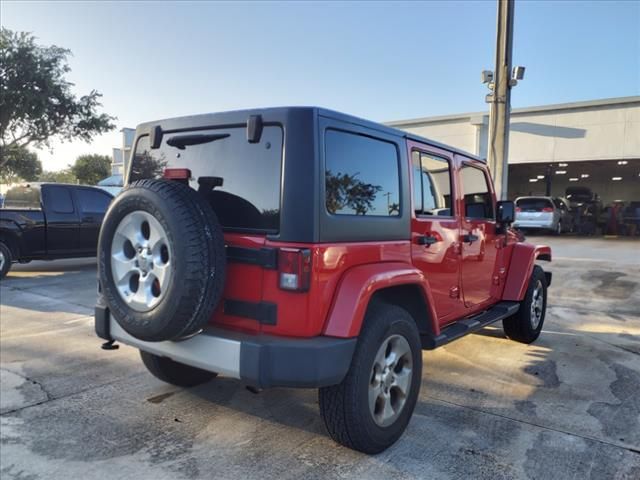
[130,126,283,232]
[325,130,399,217]
[412,151,453,216]
[460,165,494,219]
[517,198,553,211]
[4,186,41,210]
[76,189,112,213]
[45,186,74,214]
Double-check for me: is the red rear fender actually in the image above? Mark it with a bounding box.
[323,262,438,338]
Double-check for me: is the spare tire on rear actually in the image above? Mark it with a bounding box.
[98,179,225,342]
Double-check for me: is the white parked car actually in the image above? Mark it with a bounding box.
[513,196,573,235]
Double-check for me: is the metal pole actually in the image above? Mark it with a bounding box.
[487,0,515,200]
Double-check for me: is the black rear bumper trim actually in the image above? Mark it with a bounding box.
[240,334,357,389]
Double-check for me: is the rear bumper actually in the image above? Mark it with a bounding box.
[95,305,356,389]
[513,220,555,229]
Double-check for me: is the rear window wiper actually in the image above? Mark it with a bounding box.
[166,133,230,150]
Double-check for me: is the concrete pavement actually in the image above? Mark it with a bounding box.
[1,241,639,479]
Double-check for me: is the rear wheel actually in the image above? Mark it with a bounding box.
[319,302,422,454]
[0,242,12,279]
[140,350,217,387]
[503,265,547,344]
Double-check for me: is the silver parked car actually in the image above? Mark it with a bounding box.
[514,196,573,235]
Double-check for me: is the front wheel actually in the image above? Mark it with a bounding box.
[140,350,217,387]
[0,242,12,279]
[319,302,422,454]
[503,265,548,344]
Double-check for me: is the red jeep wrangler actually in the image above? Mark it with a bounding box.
[95,107,551,453]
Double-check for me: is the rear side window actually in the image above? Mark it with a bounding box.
[517,198,553,211]
[130,126,283,233]
[325,130,400,217]
[460,165,494,219]
[412,151,453,216]
[47,186,75,214]
[76,189,112,213]
[3,186,41,209]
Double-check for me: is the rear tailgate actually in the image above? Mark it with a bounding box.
[128,122,285,335]
[213,232,274,333]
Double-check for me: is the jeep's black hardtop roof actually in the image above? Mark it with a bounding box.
[135,106,484,163]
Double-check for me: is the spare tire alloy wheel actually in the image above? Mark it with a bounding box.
[99,180,225,342]
[111,210,172,312]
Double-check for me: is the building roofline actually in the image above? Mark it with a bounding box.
[386,96,640,127]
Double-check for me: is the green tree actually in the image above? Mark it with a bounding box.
[38,169,77,184]
[325,170,382,215]
[0,28,115,171]
[71,154,111,184]
[0,145,42,183]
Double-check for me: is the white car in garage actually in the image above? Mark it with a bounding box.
[513,196,573,235]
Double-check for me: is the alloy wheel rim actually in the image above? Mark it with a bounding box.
[0,250,5,271]
[110,210,173,312]
[368,334,413,427]
[530,279,544,329]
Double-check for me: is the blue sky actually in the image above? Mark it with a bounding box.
[2,0,639,171]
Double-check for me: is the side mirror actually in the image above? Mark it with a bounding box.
[496,200,515,224]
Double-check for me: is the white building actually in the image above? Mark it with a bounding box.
[111,128,135,176]
[388,96,640,204]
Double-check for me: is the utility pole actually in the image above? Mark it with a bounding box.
[483,0,524,200]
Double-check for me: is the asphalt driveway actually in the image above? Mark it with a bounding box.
[1,239,639,479]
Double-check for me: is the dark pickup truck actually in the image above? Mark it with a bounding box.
[0,183,114,278]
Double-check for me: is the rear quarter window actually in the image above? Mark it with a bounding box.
[130,126,283,233]
[325,129,400,217]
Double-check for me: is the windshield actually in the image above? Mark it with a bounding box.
[129,126,283,233]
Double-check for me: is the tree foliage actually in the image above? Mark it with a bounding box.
[325,170,382,215]
[0,28,115,169]
[38,169,77,184]
[0,145,42,183]
[71,154,111,185]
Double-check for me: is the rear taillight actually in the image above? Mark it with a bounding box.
[542,207,554,212]
[163,168,191,180]
[515,207,522,212]
[278,248,311,292]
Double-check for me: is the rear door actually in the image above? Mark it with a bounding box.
[73,187,113,253]
[41,185,80,255]
[408,141,464,324]
[459,161,500,308]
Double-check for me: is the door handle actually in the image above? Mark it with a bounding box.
[462,234,479,244]
[416,235,438,247]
